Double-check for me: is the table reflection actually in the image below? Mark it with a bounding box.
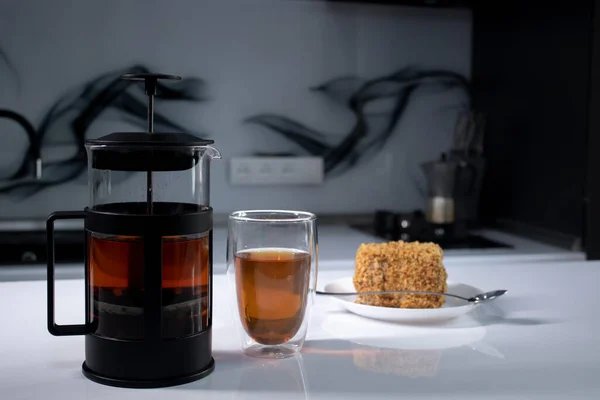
[234,354,309,399]
[351,344,443,377]
[304,311,502,380]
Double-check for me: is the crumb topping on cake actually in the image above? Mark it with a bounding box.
[352,240,448,308]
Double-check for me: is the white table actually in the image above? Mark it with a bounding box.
[1,260,598,399]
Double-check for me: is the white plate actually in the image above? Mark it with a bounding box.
[323,276,481,323]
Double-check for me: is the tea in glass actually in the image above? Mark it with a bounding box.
[227,210,318,358]
[234,248,311,345]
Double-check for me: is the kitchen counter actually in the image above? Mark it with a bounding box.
[0,224,585,282]
[1,259,598,399]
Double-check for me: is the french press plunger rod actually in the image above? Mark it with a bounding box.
[121,73,182,214]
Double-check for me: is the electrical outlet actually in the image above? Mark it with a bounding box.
[230,157,324,185]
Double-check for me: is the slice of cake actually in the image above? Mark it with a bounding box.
[352,240,448,308]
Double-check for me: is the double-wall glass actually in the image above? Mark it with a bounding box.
[227,210,318,358]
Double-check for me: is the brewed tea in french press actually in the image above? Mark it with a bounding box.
[46,73,221,388]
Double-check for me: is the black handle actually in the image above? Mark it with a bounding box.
[47,211,87,336]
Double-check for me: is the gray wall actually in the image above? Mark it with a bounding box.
[0,0,472,218]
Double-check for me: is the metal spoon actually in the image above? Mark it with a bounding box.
[316,289,507,304]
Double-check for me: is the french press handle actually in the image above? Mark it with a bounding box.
[47,211,88,336]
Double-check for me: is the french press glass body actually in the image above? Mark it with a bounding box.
[46,73,221,388]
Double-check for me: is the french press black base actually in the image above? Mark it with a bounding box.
[46,73,221,389]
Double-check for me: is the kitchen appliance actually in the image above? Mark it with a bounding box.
[447,110,486,231]
[421,110,485,237]
[353,210,512,249]
[420,153,462,226]
[46,73,221,388]
[421,150,479,240]
[447,151,485,228]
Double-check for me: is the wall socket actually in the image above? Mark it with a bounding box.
[230,156,324,185]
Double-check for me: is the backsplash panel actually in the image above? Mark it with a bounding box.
[0,0,471,218]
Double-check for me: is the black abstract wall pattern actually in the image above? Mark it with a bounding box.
[0,62,206,200]
[0,46,18,87]
[245,66,470,177]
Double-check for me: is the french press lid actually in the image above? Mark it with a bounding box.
[85,73,213,172]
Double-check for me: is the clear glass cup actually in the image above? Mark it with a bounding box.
[226,210,318,359]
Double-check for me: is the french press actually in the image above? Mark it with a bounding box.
[46,73,221,388]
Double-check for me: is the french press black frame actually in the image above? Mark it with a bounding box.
[46,73,219,388]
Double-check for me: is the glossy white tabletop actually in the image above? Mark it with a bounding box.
[1,260,598,399]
